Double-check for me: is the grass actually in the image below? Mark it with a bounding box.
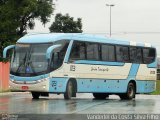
[150,80,160,95]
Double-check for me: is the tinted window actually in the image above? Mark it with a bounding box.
[101,44,115,61]
[136,48,143,63]
[143,48,155,64]
[116,46,129,62]
[86,43,99,60]
[50,41,69,70]
[130,47,142,63]
[70,42,86,60]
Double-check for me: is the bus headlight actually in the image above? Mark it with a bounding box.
[37,78,49,83]
[11,79,14,82]
[37,80,42,83]
[43,85,46,89]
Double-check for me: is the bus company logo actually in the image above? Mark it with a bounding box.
[91,67,109,72]
[26,67,30,72]
[70,65,76,71]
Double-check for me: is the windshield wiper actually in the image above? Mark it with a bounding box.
[16,52,27,73]
[26,47,37,75]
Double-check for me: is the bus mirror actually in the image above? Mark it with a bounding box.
[46,44,61,60]
[3,45,15,58]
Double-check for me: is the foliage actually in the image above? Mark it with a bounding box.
[0,0,54,58]
[0,57,9,63]
[150,80,160,95]
[49,13,83,33]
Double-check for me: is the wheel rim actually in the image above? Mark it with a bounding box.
[128,84,134,97]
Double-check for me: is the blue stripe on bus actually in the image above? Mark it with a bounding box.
[77,79,127,93]
[16,33,149,47]
[49,77,68,92]
[75,79,155,93]
[147,60,157,68]
[136,80,156,93]
[127,63,140,80]
[10,74,49,81]
[17,33,73,43]
[48,77,155,93]
[74,60,125,66]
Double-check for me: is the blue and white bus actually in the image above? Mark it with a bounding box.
[3,33,157,100]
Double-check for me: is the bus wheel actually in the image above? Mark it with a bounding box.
[119,82,135,100]
[64,80,73,100]
[31,92,40,99]
[93,93,109,99]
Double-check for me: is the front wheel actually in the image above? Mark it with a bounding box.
[93,93,109,99]
[119,82,136,100]
[31,92,40,99]
[64,80,73,100]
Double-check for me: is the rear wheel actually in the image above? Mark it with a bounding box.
[31,92,40,99]
[93,93,109,99]
[119,82,135,100]
[64,80,73,100]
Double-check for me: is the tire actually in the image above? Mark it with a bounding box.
[93,93,109,99]
[31,92,40,99]
[119,82,135,100]
[64,80,73,100]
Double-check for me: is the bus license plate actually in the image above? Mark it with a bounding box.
[22,86,29,90]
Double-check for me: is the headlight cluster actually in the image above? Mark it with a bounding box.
[11,79,14,82]
[36,78,48,83]
[10,77,49,84]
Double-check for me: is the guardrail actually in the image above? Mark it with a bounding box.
[0,62,10,92]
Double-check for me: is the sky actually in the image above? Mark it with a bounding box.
[28,0,160,55]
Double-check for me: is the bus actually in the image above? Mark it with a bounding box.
[3,33,157,100]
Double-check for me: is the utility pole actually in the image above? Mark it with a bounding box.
[106,4,115,37]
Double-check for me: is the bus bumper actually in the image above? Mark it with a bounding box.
[9,79,49,92]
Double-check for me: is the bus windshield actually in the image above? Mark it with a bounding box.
[10,43,52,76]
[10,40,69,76]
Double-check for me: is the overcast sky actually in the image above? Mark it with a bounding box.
[28,0,160,55]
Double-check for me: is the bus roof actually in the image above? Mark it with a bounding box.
[17,33,153,48]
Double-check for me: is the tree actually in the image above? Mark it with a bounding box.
[0,0,54,58]
[49,13,83,33]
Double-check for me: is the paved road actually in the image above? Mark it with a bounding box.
[0,93,160,119]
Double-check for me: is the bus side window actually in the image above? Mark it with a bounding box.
[50,52,60,70]
[136,48,143,63]
[86,43,99,60]
[143,48,155,64]
[101,44,115,61]
[130,47,136,63]
[116,46,129,62]
[130,47,143,63]
[70,41,86,60]
[50,41,69,70]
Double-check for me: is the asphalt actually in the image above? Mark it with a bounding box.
[1,93,160,120]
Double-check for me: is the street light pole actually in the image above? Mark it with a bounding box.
[106,4,115,37]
